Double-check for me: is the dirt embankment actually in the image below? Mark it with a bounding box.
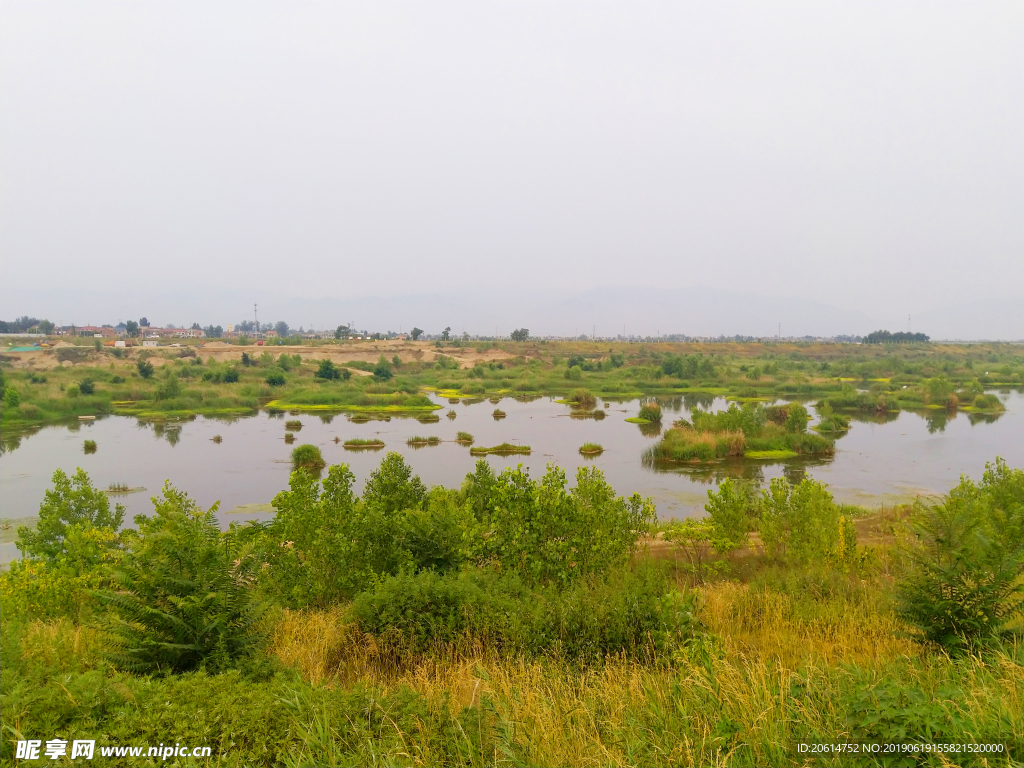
[0,340,516,370]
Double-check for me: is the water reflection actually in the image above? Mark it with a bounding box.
[637,421,662,438]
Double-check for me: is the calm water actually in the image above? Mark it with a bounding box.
[2,390,1021,565]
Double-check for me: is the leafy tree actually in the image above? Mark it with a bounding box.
[895,458,1023,653]
[785,402,808,433]
[136,359,154,379]
[441,326,451,341]
[334,324,350,339]
[703,479,754,553]
[203,325,223,338]
[38,319,55,334]
[91,483,266,674]
[759,477,852,564]
[125,320,139,337]
[263,465,411,606]
[17,468,125,562]
[482,463,654,585]
[410,327,423,340]
[139,317,149,327]
[510,328,529,342]
[314,359,341,380]
[274,321,290,338]
[363,452,426,515]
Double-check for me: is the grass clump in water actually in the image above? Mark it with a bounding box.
[470,442,530,456]
[579,443,604,455]
[638,401,662,422]
[285,419,303,430]
[406,436,440,446]
[83,440,97,454]
[455,431,474,444]
[343,438,385,450]
[492,409,506,420]
[291,444,325,468]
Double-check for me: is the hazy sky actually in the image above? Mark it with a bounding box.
[2,2,1022,337]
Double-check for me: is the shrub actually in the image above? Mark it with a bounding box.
[703,478,755,552]
[566,388,596,408]
[351,564,697,662]
[314,359,341,380]
[90,483,266,674]
[564,365,583,381]
[78,379,95,395]
[373,356,393,381]
[266,370,286,387]
[155,375,181,400]
[784,401,808,433]
[363,452,426,514]
[478,464,654,584]
[759,477,854,564]
[291,444,325,469]
[223,367,240,383]
[16,467,125,564]
[895,458,1023,653]
[262,464,411,606]
[638,401,662,422]
[136,359,154,379]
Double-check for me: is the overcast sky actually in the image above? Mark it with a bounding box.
[1,2,1021,337]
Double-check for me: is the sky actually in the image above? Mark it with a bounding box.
[1,1,1022,338]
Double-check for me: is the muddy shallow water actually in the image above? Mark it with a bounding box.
[2,390,1021,566]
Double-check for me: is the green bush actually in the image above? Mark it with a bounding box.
[261,465,411,607]
[90,483,266,674]
[17,468,125,562]
[479,463,654,585]
[759,477,854,564]
[895,458,1023,653]
[638,401,662,422]
[352,564,698,662]
[703,478,755,552]
[266,370,286,387]
[223,367,240,383]
[291,444,325,469]
[136,359,154,379]
[78,379,95,395]
[314,359,341,380]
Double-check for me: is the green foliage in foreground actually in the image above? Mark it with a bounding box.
[896,458,1024,653]
[90,485,266,674]
[17,468,124,563]
[352,564,695,662]
[2,455,1022,767]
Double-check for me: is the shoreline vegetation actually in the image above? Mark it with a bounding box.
[1,455,1020,766]
[1,340,1017,435]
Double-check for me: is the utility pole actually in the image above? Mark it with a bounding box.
[778,323,781,342]
[254,303,258,339]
